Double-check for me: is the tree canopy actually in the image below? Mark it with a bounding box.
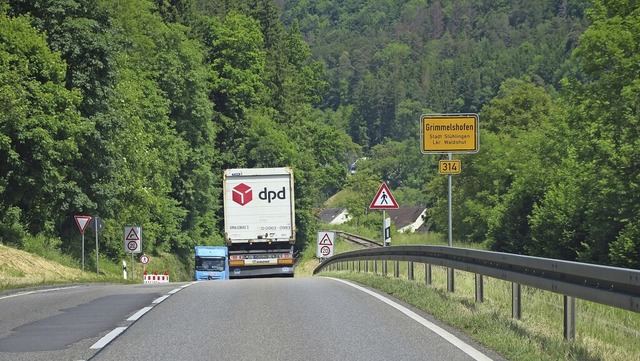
[1,0,639,269]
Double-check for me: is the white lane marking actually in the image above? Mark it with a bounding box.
[152,295,170,304]
[87,283,192,351]
[127,306,153,321]
[181,282,196,288]
[90,327,127,349]
[0,286,79,300]
[328,277,493,361]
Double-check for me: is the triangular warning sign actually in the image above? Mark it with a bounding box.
[74,215,92,234]
[369,182,399,209]
[126,228,140,241]
[318,233,333,245]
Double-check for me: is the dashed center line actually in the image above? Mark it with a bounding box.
[89,282,196,350]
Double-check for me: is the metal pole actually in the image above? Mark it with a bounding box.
[447,153,455,291]
[475,274,484,303]
[95,217,99,275]
[382,210,386,246]
[564,296,576,340]
[408,261,414,280]
[512,283,522,319]
[425,263,432,285]
[448,152,453,247]
[81,233,85,272]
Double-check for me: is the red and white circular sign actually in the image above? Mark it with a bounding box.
[140,254,150,264]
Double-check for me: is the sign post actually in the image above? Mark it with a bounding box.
[421,113,479,246]
[420,113,479,154]
[369,183,399,248]
[74,216,92,272]
[123,226,142,278]
[439,160,461,174]
[316,231,335,259]
[88,216,106,275]
[140,254,150,275]
[421,113,479,293]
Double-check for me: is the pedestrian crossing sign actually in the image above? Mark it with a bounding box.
[369,182,399,209]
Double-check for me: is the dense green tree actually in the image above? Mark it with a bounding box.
[0,11,91,245]
[8,0,116,117]
[427,78,560,248]
[543,0,640,266]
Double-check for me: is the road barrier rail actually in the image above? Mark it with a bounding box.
[313,245,640,340]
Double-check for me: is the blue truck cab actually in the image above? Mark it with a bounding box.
[194,246,229,280]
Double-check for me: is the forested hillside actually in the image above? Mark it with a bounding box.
[281,0,639,268]
[1,0,639,269]
[0,0,354,268]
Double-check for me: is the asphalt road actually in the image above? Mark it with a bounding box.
[0,278,507,361]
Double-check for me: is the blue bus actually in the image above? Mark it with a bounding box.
[194,246,229,280]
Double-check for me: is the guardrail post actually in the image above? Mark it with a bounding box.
[512,283,522,319]
[564,296,576,340]
[365,260,369,273]
[408,262,414,280]
[447,268,455,292]
[351,260,355,271]
[394,261,399,278]
[374,260,378,274]
[382,260,388,276]
[475,274,484,303]
[357,260,361,272]
[425,263,432,285]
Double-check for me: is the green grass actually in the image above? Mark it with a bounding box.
[0,234,192,292]
[311,228,640,361]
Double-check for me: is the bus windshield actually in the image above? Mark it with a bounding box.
[195,257,225,272]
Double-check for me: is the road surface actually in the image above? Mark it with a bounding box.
[0,278,506,361]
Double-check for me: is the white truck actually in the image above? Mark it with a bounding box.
[223,167,295,277]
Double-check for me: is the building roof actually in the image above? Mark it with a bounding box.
[317,208,348,224]
[387,206,426,230]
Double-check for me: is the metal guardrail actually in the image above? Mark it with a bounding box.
[335,231,382,248]
[313,245,640,340]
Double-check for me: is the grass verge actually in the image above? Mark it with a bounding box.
[0,242,191,292]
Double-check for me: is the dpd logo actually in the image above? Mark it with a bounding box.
[232,183,287,206]
[232,183,252,206]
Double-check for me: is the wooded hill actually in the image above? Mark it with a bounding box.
[1,0,639,269]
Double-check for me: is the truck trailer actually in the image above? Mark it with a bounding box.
[223,167,295,278]
[194,246,229,280]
